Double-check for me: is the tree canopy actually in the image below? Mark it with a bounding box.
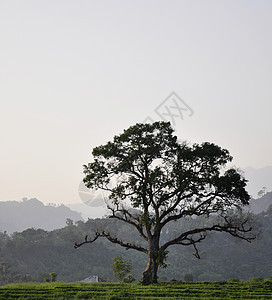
[75,121,255,285]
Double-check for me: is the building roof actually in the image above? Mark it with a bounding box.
[81,276,105,283]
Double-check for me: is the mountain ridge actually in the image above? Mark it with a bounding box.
[0,198,83,234]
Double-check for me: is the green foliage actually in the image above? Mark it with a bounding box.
[0,261,30,286]
[50,272,57,282]
[0,281,272,299]
[124,274,136,283]
[227,278,241,282]
[150,249,169,268]
[250,276,264,282]
[44,272,57,283]
[112,255,132,283]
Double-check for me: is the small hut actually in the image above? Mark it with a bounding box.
[81,276,105,283]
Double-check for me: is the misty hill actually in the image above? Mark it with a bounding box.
[66,202,107,221]
[249,191,272,214]
[243,166,272,198]
[0,198,83,234]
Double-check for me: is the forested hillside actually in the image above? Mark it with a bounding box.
[249,191,272,214]
[0,205,271,284]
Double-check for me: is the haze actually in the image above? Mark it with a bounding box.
[0,0,271,206]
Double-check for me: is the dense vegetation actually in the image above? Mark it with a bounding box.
[0,204,271,284]
[0,281,272,299]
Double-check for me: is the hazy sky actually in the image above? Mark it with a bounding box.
[0,0,271,205]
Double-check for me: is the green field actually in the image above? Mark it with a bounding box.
[0,281,272,299]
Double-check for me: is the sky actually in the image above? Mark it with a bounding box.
[0,0,271,206]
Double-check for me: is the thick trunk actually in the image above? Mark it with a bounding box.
[142,236,160,285]
[143,258,158,285]
[142,256,159,285]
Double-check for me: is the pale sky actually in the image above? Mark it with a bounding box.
[0,0,271,205]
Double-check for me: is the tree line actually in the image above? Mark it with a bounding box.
[0,206,271,285]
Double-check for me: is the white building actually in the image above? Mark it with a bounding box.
[81,276,105,283]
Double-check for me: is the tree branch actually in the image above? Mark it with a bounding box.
[107,205,148,241]
[74,232,148,254]
[159,193,217,227]
[102,231,148,253]
[74,233,100,248]
[161,216,255,251]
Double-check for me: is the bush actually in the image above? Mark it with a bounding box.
[228,278,241,282]
[250,276,264,282]
[108,294,121,300]
[123,274,135,283]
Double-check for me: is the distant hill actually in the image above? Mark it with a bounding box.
[241,166,272,213]
[249,191,272,214]
[242,166,272,198]
[66,202,107,220]
[0,198,83,234]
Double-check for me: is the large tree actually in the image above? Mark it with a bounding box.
[75,122,254,285]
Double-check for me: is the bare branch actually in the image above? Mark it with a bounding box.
[161,215,255,251]
[192,241,200,259]
[101,231,148,254]
[107,205,148,241]
[74,233,99,249]
[74,232,148,254]
[159,193,217,227]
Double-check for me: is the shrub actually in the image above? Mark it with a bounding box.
[250,276,264,282]
[228,278,241,282]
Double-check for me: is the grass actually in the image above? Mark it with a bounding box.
[0,280,272,299]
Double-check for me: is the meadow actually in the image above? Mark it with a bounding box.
[0,281,272,299]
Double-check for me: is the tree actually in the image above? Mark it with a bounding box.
[50,272,57,282]
[112,255,133,283]
[66,218,74,226]
[74,121,255,285]
[44,272,57,283]
[0,261,14,285]
[112,255,134,299]
[257,187,267,198]
[0,261,27,285]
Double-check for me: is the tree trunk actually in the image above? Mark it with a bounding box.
[142,236,159,285]
[142,255,159,285]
